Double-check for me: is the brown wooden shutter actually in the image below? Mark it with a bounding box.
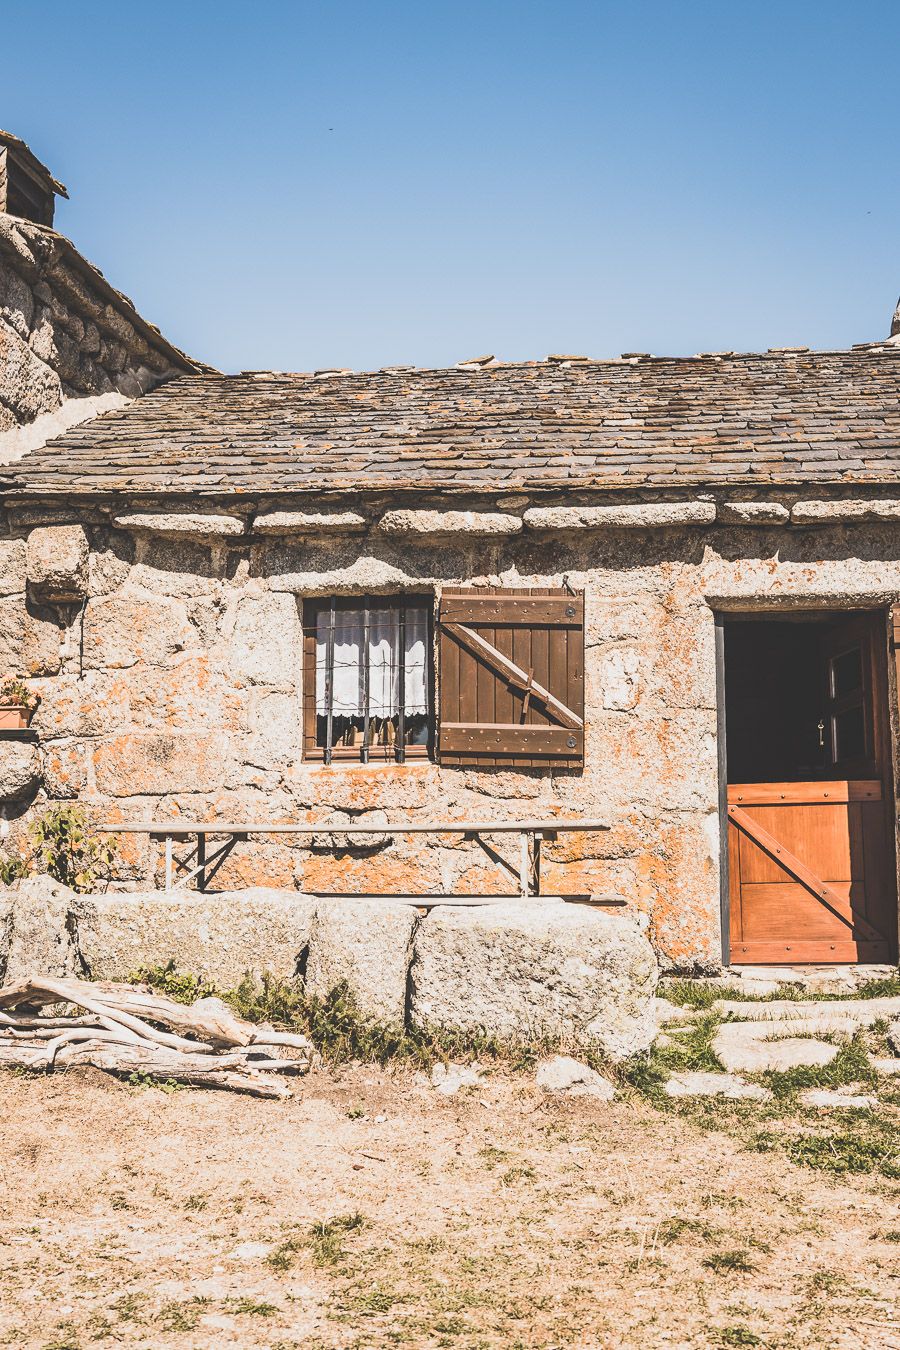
[437,586,584,768]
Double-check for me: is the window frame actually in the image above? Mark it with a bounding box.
[302,594,435,764]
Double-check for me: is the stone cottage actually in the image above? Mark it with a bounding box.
[2,131,900,978]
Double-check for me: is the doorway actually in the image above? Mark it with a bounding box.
[721,610,898,964]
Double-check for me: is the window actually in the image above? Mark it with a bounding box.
[303,596,433,762]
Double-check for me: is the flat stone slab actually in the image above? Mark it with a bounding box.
[665,1071,771,1101]
[728,964,897,996]
[799,1088,877,1110]
[535,1055,615,1099]
[714,1023,841,1073]
[713,997,900,1027]
[653,997,696,1026]
[431,1063,483,1096]
[870,1057,900,1075]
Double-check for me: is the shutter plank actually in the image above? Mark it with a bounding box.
[512,599,533,769]
[439,590,461,765]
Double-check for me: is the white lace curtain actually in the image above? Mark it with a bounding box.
[315,606,429,717]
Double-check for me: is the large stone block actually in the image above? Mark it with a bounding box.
[82,590,192,669]
[376,510,522,537]
[93,731,226,795]
[76,888,316,986]
[26,525,89,601]
[409,903,658,1059]
[0,742,41,801]
[227,591,300,687]
[305,898,419,1026]
[0,539,26,596]
[2,875,84,982]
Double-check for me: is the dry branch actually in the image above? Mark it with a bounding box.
[0,975,314,1099]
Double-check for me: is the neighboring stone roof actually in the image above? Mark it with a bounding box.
[0,129,68,200]
[7,345,900,495]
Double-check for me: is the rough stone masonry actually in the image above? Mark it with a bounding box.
[0,499,899,973]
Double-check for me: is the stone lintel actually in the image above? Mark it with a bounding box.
[720,501,790,524]
[523,502,716,531]
[254,510,367,535]
[112,512,246,539]
[376,509,522,537]
[791,499,900,524]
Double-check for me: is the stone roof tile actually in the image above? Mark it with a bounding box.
[7,347,900,494]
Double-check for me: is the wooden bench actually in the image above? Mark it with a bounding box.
[102,818,611,901]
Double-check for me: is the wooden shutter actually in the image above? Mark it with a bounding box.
[437,586,584,768]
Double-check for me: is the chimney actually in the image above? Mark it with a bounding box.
[0,129,67,228]
[892,296,900,339]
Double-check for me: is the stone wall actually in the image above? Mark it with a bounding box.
[1,504,899,971]
[0,214,200,460]
[0,878,659,1059]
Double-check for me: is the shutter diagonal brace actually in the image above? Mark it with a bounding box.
[442,622,583,730]
[727,804,884,944]
[521,667,534,722]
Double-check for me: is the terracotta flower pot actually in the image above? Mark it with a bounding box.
[0,705,29,730]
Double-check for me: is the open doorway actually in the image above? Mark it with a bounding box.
[721,610,897,964]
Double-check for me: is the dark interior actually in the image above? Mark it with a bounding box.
[723,613,875,784]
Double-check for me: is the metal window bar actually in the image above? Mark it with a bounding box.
[396,602,406,763]
[324,596,336,765]
[361,595,371,764]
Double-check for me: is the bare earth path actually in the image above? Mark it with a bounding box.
[1,1066,898,1350]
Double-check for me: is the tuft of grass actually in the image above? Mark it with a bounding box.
[227,1298,279,1317]
[855,975,900,999]
[785,1125,900,1178]
[309,1212,367,1267]
[155,1299,210,1332]
[703,1249,757,1275]
[500,1165,536,1186]
[717,1328,762,1347]
[658,978,723,1010]
[267,1212,368,1272]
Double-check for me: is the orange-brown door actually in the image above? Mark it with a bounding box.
[728,613,897,964]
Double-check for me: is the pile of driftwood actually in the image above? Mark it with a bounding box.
[0,976,314,1099]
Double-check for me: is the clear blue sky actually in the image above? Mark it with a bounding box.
[5,1,899,372]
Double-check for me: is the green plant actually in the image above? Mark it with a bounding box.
[0,678,39,716]
[227,1298,278,1317]
[0,853,27,885]
[717,1329,762,1347]
[308,1212,367,1266]
[28,805,118,891]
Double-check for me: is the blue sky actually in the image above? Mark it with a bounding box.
[5,1,899,372]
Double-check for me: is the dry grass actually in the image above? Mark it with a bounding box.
[1,1061,899,1348]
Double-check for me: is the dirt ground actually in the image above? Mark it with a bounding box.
[1,1065,899,1350]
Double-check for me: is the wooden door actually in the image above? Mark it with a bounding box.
[728,613,897,964]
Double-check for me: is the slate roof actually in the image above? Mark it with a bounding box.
[7,346,900,495]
